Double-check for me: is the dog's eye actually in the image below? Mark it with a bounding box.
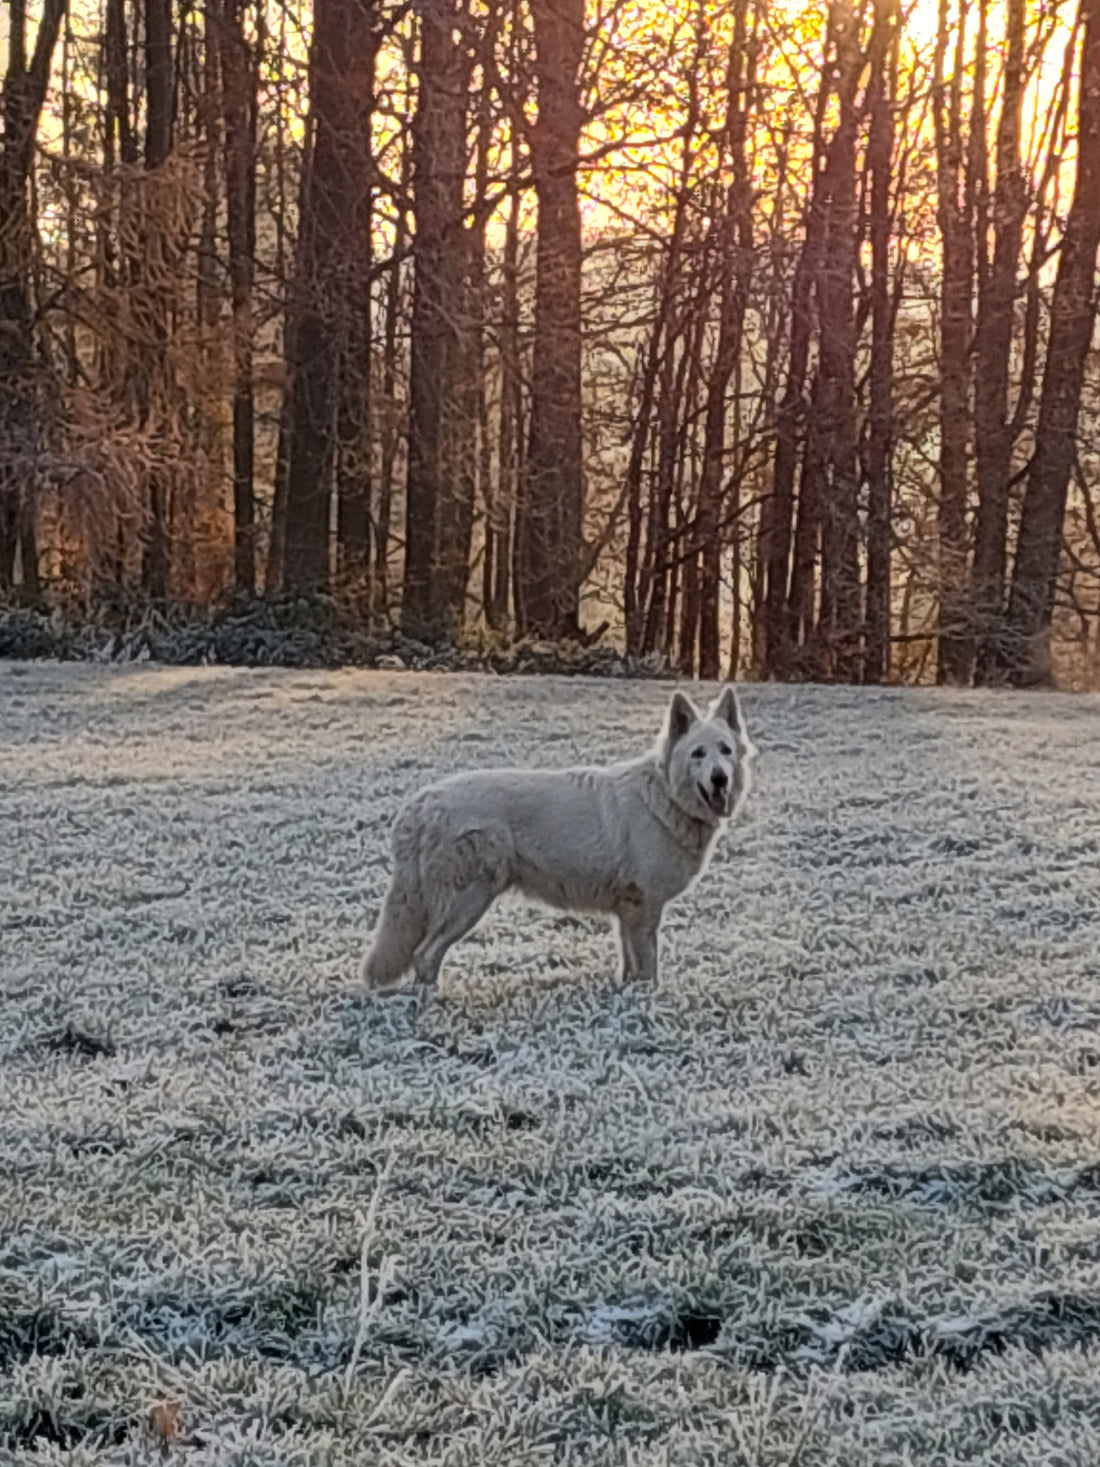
[691,746,705,759]
[718,742,732,756]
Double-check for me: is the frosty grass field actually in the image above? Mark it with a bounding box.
[2,663,1100,1466]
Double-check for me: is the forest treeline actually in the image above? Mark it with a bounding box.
[1,0,1099,685]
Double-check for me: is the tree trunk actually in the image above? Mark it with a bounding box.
[0,0,67,591]
[813,0,863,682]
[105,0,136,167]
[267,393,291,592]
[863,0,899,684]
[644,330,693,660]
[516,0,585,640]
[490,173,522,632]
[628,43,707,663]
[1003,0,1100,683]
[470,43,498,636]
[282,0,380,593]
[696,0,755,680]
[218,0,260,593]
[375,198,407,626]
[101,0,135,589]
[788,371,824,670]
[670,321,700,671]
[145,0,174,170]
[971,0,1026,681]
[335,180,373,600]
[402,0,470,638]
[624,146,695,655]
[764,77,829,677]
[139,0,175,599]
[264,3,292,594]
[934,0,974,684]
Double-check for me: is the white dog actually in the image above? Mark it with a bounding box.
[362,686,756,995]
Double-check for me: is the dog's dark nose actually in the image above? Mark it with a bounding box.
[712,769,728,790]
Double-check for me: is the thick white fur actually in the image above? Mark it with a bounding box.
[362,687,756,994]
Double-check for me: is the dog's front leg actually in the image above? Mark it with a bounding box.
[618,904,661,982]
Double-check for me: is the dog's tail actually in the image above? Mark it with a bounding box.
[362,861,427,991]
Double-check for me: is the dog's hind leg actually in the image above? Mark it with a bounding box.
[412,879,499,992]
[363,871,427,992]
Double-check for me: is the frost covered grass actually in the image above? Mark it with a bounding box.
[2,662,1100,1465]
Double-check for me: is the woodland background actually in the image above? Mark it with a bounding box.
[2,0,1100,686]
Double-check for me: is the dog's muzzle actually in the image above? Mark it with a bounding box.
[699,781,730,817]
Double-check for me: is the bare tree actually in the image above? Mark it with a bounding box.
[1004,0,1100,683]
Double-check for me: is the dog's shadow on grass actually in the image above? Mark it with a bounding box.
[331,970,662,1065]
[335,988,425,1033]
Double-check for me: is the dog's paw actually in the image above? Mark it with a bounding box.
[365,977,414,997]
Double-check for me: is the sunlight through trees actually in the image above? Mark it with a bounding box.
[1,0,1099,684]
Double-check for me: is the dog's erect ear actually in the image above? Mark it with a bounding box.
[666,690,697,746]
[710,685,745,734]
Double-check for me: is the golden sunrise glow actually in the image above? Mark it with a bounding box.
[10,0,1081,263]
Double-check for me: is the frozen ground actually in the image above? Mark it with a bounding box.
[2,662,1100,1465]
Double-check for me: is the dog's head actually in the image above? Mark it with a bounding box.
[661,686,756,825]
